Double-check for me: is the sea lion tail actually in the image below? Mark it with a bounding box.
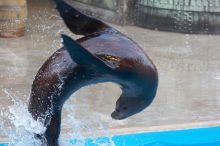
[61,34,113,72]
[54,0,110,35]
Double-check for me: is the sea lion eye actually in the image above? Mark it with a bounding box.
[122,106,127,110]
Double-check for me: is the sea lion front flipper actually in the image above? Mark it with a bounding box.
[61,34,116,71]
[54,0,109,35]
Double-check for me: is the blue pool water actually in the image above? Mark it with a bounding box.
[1,126,220,146]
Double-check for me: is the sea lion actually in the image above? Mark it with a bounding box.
[28,1,158,145]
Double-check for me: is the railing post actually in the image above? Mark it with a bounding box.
[0,0,27,38]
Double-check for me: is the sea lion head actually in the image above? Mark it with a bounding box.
[110,59,158,120]
[111,92,153,120]
[111,96,150,120]
[111,75,157,120]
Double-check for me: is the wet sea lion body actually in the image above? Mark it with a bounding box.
[28,1,158,145]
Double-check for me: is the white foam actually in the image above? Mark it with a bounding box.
[0,89,116,146]
[0,90,45,146]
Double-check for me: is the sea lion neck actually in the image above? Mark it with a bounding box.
[110,72,148,99]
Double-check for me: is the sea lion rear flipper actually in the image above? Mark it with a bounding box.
[54,0,110,35]
[62,34,115,71]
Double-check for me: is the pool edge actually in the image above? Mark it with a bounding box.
[1,120,220,144]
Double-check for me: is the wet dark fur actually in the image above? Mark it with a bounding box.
[28,1,158,145]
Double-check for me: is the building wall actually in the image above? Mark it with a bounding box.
[66,0,220,34]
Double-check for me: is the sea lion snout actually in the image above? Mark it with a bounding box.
[111,111,126,120]
[111,104,145,120]
[111,97,151,120]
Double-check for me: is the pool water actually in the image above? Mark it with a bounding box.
[1,126,220,146]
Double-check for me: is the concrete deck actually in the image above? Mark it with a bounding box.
[0,0,220,142]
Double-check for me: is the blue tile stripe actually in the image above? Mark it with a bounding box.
[1,126,220,146]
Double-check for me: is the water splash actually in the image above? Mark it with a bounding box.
[0,89,116,146]
[0,89,45,146]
